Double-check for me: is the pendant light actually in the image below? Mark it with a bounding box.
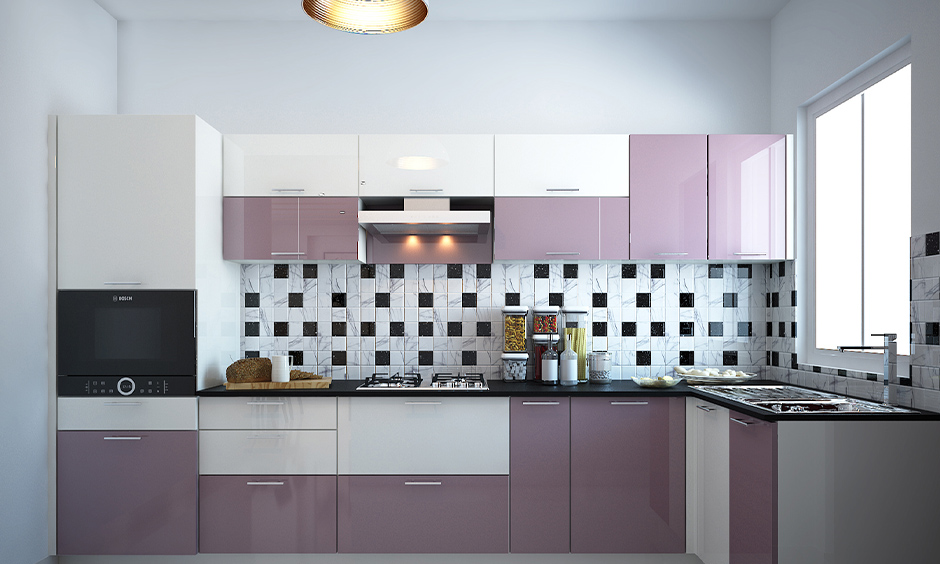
[303,0,429,35]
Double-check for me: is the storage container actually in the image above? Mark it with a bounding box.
[502,306,528,352]
[532,306,560,335]
[501,353,529,382]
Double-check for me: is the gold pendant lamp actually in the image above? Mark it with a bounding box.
[303,0,429,35]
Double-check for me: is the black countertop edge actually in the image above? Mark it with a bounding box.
[197,380,940,422]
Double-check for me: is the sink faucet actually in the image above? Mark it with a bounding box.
[838,333,897,405]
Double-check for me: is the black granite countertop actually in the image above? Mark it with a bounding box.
[197,379,940,422]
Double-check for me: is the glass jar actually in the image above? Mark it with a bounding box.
[540,338,558,385]
[561,307,590,382]
[502,306,528,353]
[588,351,612,383]
[532,306,560,335]
[501,353,528,382]
[532,334,551,381]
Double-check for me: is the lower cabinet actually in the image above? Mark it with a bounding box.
[570,396,686,553]
[199,475,337,553]
[337,475,510,553]
[57,430,198,555]
[729,410,777,564]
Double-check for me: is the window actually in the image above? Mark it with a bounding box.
[804,43,911,371]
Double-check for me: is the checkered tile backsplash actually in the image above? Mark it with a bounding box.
[240,261,771,381]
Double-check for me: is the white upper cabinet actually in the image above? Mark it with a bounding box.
[494,134,630,197]
[223,134,359,197]
[358,134,494,197]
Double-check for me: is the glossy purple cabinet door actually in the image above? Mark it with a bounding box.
[570,397,686,553]
[223,197,298,260]
[708,135,787,260]
[629,135,707,259]
[510,397,570,553]
[199,475,337,553]
[599,197,630,260]
[337,475,509,553]
[729,411,777,564]
[298,197,360,260]
[57,431,197,555]
[494,197,600,260]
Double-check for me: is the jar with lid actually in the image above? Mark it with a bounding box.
[501,353,528,382]
[561,307,590,383]
[532,306,560,335]
[588,351,612,383]
[502,306,528,353]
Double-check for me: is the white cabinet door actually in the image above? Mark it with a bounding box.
[495,134,630,197]
[337,396,509,475]
[358,135,494,197]
[199,430,338,475]
[199,396,337,430]
[686,398,730,564]
[223,134,359,197]
[57,397,198,431]
[56,115,203,289]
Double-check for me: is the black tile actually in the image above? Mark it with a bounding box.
[813,366,822,373]
[448,322,462,337]
[419,351,434,366]
[737,264,753,279]
[477,322,491,337]
[767,321,773,337]
[680,321,694,336]
[245,293,260,307]
[593,322,608,337]
[419,322,434,336]
[679,293,694,308]
[791,290,797,307]
[447,264,463,278]
[289,293,303,308]
[332,321,346,337]
[636,351,652,366]
[766,293,771,308]
[651,264,666,279]
[462,351,477,366]
[723,351,738,366]
[927,322,940,345]
[709,322,723,337]
[622,322,637,337]
[549,293,565,307]
[637,293,651,308]
[622,264,637,279]
[360,322,376,337]
[375,292,390,308]
[419,292,434,308]
[303,322,318,337]
[534,264,549,279]
[723,293,738,307]
[837,369,847,377]
[390,322,405,337]
[791,322,797,338]
[778,261,786,277]
[304,264,318,279]
[331,293,346,308]
[245,351,260,358]
[505,293,521,307]
[564,264,579,279]
[864,372,877,381]
[462,293,477,308]
[476,264,491,279]
[791,353,798,369]
[274,264,289,278]
[245,322,260,337]
[389,264,405,279]
[375,351,390,366]
[709,264,724,278]
[779,321,786,337]
[927,232,940,256]
[592,293,607,308]
[738,322,752,337]
[772,292,780,307]
[771,351,779,366]
[650,322,665,337]
[359,264,375,279]
[274,322,289,336]
[679,351,695,366]
[289,351,303,366]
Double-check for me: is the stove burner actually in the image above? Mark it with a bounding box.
[432,372,486,389]
[361,372,423,388]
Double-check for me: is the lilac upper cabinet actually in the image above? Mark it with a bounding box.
[629,135,707,260]
[708,135,787,260]
[494,198,601,260]
[570,396,686,554]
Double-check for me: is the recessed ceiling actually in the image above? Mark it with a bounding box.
[93,0,791,22]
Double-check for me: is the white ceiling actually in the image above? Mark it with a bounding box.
[93,0,791,22]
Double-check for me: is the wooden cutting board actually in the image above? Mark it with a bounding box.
[224,378,332,390]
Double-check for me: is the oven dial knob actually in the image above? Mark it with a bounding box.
[117,377,136,396]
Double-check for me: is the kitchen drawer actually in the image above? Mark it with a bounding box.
[199,396,337,430]
[57,397,197,431]
[337,475,509,553]
[199,475,337,553]
[337,396,509,475]
[199,430,337,475]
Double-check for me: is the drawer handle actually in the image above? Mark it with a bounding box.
[270,252,304,256]
[405,481,442,486]
[522,401,560,406]
[545,252,580,256]
[271,188,305,193]
[610,401,649,406]
[545,188,580,192]
[405,401,442,405]
[409,188,444,193]
[103,436,141,441]
[655,252,688,256]
[103,402,142,407]
[733,252,767,256]
[247,433,285,439]
[246,401,285,406]
[730,417,753,427]
[247,481,285,486]
[103,281,142,286]
[696,405,716,412]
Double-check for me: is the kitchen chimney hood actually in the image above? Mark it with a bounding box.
[358,198,491,238]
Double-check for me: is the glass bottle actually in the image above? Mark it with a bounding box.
[559,332,578,386]
[540,337,558,385]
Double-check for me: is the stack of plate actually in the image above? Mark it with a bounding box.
[673,367,756,385]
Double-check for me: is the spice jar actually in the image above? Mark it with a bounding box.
[502,353,528,382]
[532,306,560,335]
[502,306,528,353]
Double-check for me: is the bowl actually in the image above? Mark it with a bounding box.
[632,375,683,388]
[674,366,756,385]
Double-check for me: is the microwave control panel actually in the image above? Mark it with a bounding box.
[57,376,195,397]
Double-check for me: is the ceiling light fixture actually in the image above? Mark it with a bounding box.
[303,0,429,35]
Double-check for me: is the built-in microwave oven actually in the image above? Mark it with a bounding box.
[57,290,196,396]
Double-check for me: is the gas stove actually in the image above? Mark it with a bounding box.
[356,371,489,391]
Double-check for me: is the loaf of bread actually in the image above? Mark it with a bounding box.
[225,357,272,383]
[290,369,322,380]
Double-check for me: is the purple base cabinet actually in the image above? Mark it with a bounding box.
[337,475,509,553]
[570,397,686,554]
[510,397,570,553]
[57,431,198,555]
[729,412,777,564]
[199,475,337,553]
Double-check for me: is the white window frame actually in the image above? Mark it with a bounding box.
[798,40,911,374]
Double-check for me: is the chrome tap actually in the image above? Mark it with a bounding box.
[838,333,897,405]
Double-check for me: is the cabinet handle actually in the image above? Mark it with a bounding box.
[733,252,767,256]
[610,401,649,406]
[545,188,580,192]
[270,252,305,256]
[103,282,142,286]
[246,401,285,406]
[655,252,688,256]
[271,189,305,193]
[730,417,753,427]
[696,405,716,412]
[405,481,442,486]
[247,481,285,486]
[103,436,141,441]
[247,433,285,439]
[409,188,444,193]
[522,401,560,406]
[405,401,442,405]
[546,252,581,256]
[103,402,142,407]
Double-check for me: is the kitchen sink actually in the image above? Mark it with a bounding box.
[692,385,916,414]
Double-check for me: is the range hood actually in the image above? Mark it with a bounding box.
[358,198,491,237]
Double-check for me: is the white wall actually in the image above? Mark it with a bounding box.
[0,1,116,563]
[770,0,940,236]
[116,20,772,135]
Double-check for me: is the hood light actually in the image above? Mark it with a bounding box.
[303,0,429,35]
